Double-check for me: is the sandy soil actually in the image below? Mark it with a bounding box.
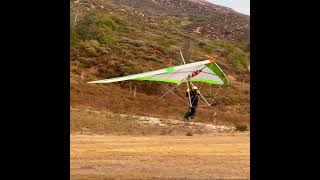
[70,133,250,180]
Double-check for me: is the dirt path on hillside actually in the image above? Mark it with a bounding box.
[71,133,250,179]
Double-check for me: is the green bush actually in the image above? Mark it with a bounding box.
[143,55,161,62]
[79,40,99,56]
[96,46,110,55]
[77,57,86,64]
[79,40,110,56]
[161,15,180,26]
[137,51,146,58]
[139,46,149,52]
[72,11,129,45]
[226,47,248,72]
[235,123,248,132]
[110,15,127,26]
[180,20,192,26]
[71,27,80,46]
[104,68,115,78]
[150,44,168,54]
[205,40,249,73]
[97,66,114,78]
[120,38,145,47]
[120,66,133,76]
[121,49,135,59]
[159,36,173,47]
[71,67,80,74]
[72,58,87,70]
[198,41,207,48]
[126,53,135,60]
[85,46,97,56]
[198,41,215,54]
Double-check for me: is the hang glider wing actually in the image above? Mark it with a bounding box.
[87,60,229,85]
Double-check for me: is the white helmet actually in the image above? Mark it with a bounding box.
[192,86,198,90]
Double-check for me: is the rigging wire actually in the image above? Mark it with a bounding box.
[157,81,188,105]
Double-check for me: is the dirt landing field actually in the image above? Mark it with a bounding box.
[71,133,250,179]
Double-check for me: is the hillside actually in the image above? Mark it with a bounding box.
[70,0,250,132]
[112,0,250,42]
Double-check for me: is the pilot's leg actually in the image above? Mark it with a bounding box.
[190,107,196,119]
[184,107,192,122]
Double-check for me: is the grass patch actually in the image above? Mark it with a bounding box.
[235,123,248,132]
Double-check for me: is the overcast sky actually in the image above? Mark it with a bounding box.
[207,0,250,15]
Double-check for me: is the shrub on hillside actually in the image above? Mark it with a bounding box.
[137,51,146,58]
[79,40,98,56]
[159,35,173,47]
[71,27,80,46]
[235,123,248,132]
[139,46,149,52]
[189,15,210,22]
[226,47,248,72]
[119,38,145,47]
[73,11,129,45]
[71,58,87,74]
[143,55,161,62]
[161,15,180,26]
[98,66,116,78]
[79,40,110,56]
[198,41,216,54]
[125,52,135,60]
[186,132,193,136]
[198,41,207,48]
[121,49,135,60]
[120,66,133,76]
[105,68,115,77]
[204,40,250,73]
[149,44,168,55]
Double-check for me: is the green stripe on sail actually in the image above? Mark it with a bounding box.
[134,77,180,84]
[205,63,229,85]
[165,67,175,73]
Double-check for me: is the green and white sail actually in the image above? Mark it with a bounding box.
[88,60,229,85]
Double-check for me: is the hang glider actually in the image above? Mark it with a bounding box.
[87,59,229,85]
[88,52,230,109]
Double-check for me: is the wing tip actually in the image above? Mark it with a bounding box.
[87,81,99,84]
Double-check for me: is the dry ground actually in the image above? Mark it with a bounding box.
[70,133,250,179]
